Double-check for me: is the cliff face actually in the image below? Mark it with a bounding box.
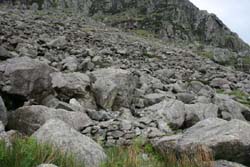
[42,0,249,52]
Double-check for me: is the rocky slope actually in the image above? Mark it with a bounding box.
[39,0,250,52]
[0,2,250,167]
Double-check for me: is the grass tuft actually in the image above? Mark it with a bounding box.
[0,137,84,167]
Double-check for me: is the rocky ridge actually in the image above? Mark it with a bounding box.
[0,3,250,167]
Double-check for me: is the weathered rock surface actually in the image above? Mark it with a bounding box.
[33,119,107,167]
[8,105,93,135]
[0,46,12,60]
[145,99,218,129]
[0,96,7,126]
[155,118,250,166]
[39,0,249,54]
[215,160,247,167]
[0,57,55,100]
[214,94,250,121]
[50,72,96,108]
[90,68,139,110]
[37,164,58,167]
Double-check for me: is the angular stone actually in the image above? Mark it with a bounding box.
[0,57,55,100]
[214,94,250,121]
[8,105,93,135]
[215,160,247,167]
[155,118,250,166]
[33,119,106,167]
[90,68,139,110]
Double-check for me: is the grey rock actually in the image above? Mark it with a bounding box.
[8,105,93,135]
[210,78,230,89]
[37,164,58,167]
[214,94,250,121]
[155,118,250,166]
[184,103,218,128]
[61,56,78,72]
[90,68,139,110]
[215,160,247,167]
[0,57,55,100]
[33,119,106,167]
[0,96,7,126]
[176,93,195,104]
[143,93,165,106]
[47,36,67,48]
[50,72,96,109]
[187,81,215,97]
[212,48,237,65]
[86,109,111,121]
[0,121,10,145]
[41,95,76,111]
[146,99,218,129]
[0,46,12,60]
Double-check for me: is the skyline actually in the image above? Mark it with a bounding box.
[190,0,250,44]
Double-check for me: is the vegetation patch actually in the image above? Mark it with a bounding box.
[101,138,213,167]
[0,137,215,167]
[216,89,250,107]
[0,138,83,167]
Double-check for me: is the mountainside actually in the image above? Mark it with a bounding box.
[0,1,250,167]
[39,0,250,52]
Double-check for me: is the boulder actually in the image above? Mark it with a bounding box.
[0,46,12,60]
[0,96,7,126]
[214,94,250,121]
[50,72,96,109]
[210,78,230,89]
[145,99,218,129]
[212,48,237,65]
[90,68,139,110]
[8,105,93,135]
[32,119,107,167]
[37,164,58,167]
[155,118,250,166]
[176,93,195,104]
[0,121,10,145]
[187,81,215,97]
[0,57,55,100]
[47,36,67,48]
[215,160,247,167]
[184,103,218,128]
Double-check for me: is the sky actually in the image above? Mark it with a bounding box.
[190,0,250,44]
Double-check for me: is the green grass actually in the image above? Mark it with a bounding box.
[0,138,83,167]
[197,51,214,60]
[101,138,213,167]
[216,89,250,107]
[0,137,214,167]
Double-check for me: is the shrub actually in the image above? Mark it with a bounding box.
[0,137,83,167]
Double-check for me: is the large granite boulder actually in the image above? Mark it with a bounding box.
[145,99,218,129]
[154,118,250,166]
[90,68,139,110]
[32,119,107,167]
[213,94,250,121]
[8,105,93,135]
[0,46,12,60]
[50,72,96,109]
[0,57,55,100]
